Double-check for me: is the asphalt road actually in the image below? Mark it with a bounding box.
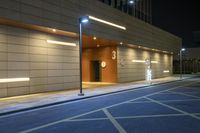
[0,77,200,133]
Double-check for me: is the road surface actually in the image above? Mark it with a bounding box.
[0,77,200,133]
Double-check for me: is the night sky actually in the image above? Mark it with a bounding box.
[152,0,200,48]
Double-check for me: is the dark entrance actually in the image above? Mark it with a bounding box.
[91,60,101,82]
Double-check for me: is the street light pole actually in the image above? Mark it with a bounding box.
[78,21,84,96]
[78,16,89,96]
[180,48,185,79]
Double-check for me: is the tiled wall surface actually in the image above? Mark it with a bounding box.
[117,46,172,82]
[0,25,79,98]
[0,0,181,53]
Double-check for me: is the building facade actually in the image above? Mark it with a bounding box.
[0,0,181,98]
[98,0,152,24]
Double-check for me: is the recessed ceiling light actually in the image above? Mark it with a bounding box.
[93,36,97,40]
[52,29,56,32]
[120,42,123,45]
[97,44,100,47]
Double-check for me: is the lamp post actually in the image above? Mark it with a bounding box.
[78,16,89,96]
[180,48,186,79]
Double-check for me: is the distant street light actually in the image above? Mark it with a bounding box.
[78,16,89,96]
[180,48,186,79]
[128,0,135,4]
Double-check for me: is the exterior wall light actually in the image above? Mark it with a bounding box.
[132,60,145,63]
[88,16,126,30]
[151,61,158,64]
[163,70,170,73]
[0,78,30,83]
[132,60,158,64]
[47,40,76,46]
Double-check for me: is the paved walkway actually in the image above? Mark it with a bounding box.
[0,75,195,115]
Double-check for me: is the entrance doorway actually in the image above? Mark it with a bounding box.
[91,60,101,82]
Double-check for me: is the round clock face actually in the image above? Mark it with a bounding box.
[101,61,106,68]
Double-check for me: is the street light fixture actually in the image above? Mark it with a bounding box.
[78,16,89,96]
[128,0,135,4]
[180,48,186,79]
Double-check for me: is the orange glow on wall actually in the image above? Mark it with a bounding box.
[82,46,117,83]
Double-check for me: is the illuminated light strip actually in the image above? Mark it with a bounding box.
[0,78,30,83]
[89,16,126,30]
[132,60,145,63]
[132,60,158,64]
[163,70,170,73]
[151,61,158,64]
[47,40,76,47]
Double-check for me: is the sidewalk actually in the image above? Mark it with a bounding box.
[0,75,195,115]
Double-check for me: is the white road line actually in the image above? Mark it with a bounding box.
[127,101,153,103]
[158,92,174,94]
[103,108,127,133]
[127,99,200,104]
[115,114,186,119]
[145,97,200,120]
[68,118,108,122]
[20,80,199,133]
[167,90,200,99]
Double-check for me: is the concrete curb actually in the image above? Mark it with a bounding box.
[0,78,191,117]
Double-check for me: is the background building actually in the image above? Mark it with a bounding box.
[173,48,200,74]
[0,0,181,98]
[98,0,152,24]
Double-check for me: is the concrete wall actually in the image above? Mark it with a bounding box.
[0,0,181,53]
[0,25,79,98]
[117,46,173,82]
